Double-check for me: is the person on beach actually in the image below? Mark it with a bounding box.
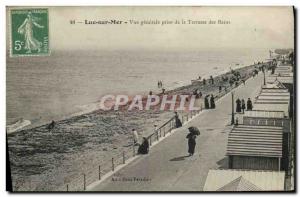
[149,90,153,95]
[160,81,163,88]
[199,91,202,98]
[138,137,149,154]
[236,98,241,113]
[204,95,210,109]
[229,79,233,87]
[247,98,253,111]
[210,94,215,109]
[210,75,214,84]
[47,120,55,130]
[235,81,238,87]
[132,129,140,146]
[186,129,198,156]
[219,86,222,93]
[241,99,246,114]
[193,88,198,97]
[203,78,206,85]
[174,112,182,128]
[242,79,245,85]
[162,88,166,94]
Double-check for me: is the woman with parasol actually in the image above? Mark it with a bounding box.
[186,126,200,156]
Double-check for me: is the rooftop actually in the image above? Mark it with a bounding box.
[203,169,285,191]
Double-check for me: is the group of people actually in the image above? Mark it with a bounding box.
[252,69,259,77]
[235,98,253,113]
[201,75,214,85]
[132,112,184,155]
[193,88,203,99]
[204,94,215,109]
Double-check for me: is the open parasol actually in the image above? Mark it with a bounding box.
[188,126,200,135]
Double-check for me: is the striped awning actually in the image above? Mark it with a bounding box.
[227,125,283,158]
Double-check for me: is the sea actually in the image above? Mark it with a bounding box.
[6,48,269,129]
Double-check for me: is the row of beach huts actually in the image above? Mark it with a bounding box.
[203,60,295,191]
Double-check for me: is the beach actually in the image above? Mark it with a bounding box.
[7,60,260,191]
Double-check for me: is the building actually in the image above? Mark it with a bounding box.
[227,125,283,171]
[203,169,285,191]
[243,110,291,171]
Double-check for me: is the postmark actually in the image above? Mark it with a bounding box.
[10,8,49,57]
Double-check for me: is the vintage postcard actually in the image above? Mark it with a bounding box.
[6,6,295,192]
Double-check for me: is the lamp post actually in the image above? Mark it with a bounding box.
[263,66,266,85]
[231,92,234,125]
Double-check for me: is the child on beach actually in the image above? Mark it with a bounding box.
[132,129,140,145]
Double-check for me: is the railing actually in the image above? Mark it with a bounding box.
[61,107,207,191]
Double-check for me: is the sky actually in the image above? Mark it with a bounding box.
[8,6,295,51]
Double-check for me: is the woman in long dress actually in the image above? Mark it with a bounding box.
[241,99,246,113]
[210,94,215,109]
[247,98,253,111]
[174,112,182,128]
[17,12,44,53]
[138,137,149,154]
[236,98,241,113]
[186,132,197,156]
[204,95,210,109]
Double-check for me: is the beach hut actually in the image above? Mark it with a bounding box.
[253,90,290,118]
[243,110,291,171]
[252,103,289,118]
[227,125,283,171]
[203,169,285,191]
[267,76,293,85]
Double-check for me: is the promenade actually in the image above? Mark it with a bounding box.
[89,73,264,191]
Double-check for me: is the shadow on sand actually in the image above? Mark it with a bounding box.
[169,155,191,161]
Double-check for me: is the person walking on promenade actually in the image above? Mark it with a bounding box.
[219,86,222,93]
[210,94,215,109]
[132,129,140,146]
[236,98,241,113]
[241,99,246,113]
[247,98,253,111]
[138,137,149,154]
[174,112,182,128]
[186,127,200,156]
[204,95,210,109]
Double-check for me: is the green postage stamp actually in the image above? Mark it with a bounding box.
[10,8,49,57]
